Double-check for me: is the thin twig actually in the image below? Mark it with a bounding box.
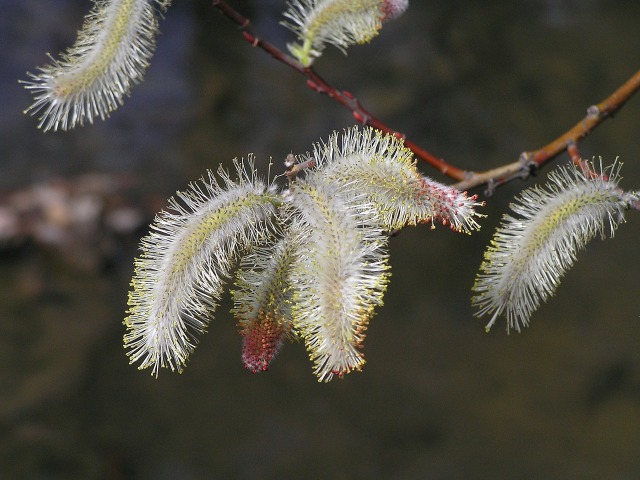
[213,1,640,193]
[454,70,640,192]
[212,0,467,180]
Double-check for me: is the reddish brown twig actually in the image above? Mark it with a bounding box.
[566,141,597,178]
[213,1,640,194]
[454,70,640,192]
[212,0,467,180]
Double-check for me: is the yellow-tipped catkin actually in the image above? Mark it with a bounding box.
[472,160,638,333]
[123,126,485,381]
[282,0,408,66]
[306,126,483,232]
[124,159,279,376]
[287,179,390,382]
[23,0,170,131]
[232,237,299,372]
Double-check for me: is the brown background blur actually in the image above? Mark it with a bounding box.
[2,1,640,478]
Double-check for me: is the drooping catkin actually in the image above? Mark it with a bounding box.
[23,0,170,131]
[473,160,638,332]
[282,0,408,66]
[124,159,279,376]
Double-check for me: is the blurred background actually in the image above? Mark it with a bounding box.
[2,0,640,478]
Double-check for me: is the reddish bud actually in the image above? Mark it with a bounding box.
[241,312,286,373]
[381,0,409,21]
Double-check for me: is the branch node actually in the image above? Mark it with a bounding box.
[587,104,600,118]
[518,152,537,179]
[284,153,296,169]
[240,31,259,47]
[241,31,256,45]
[484,178,496,197]
[353,110,368,124]
[285,155,316,184]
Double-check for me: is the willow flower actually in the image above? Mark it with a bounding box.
[124,159,279,376]
[22,0,170,131]
[232,237,300,373]
[306,126,483,232]
[286,179,390,382]
[282,0,409,66]
[417,177,484,234]
[123,125,486,380]
[472,160,638,333]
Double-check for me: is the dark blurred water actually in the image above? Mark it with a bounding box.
[2,1,640,479]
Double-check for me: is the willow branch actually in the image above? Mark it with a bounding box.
[213,1,640,194]
[453,70,640,193]
[211,0,467,180]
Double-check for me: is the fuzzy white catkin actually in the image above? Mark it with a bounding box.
[287,179,390,381]
[306,126,483,232]
[282,0,409,66]
[23,0,170,131]
[472,161,638,333]
[232,236,299,372]
[124,159,278,376]
[123,126,485,381]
